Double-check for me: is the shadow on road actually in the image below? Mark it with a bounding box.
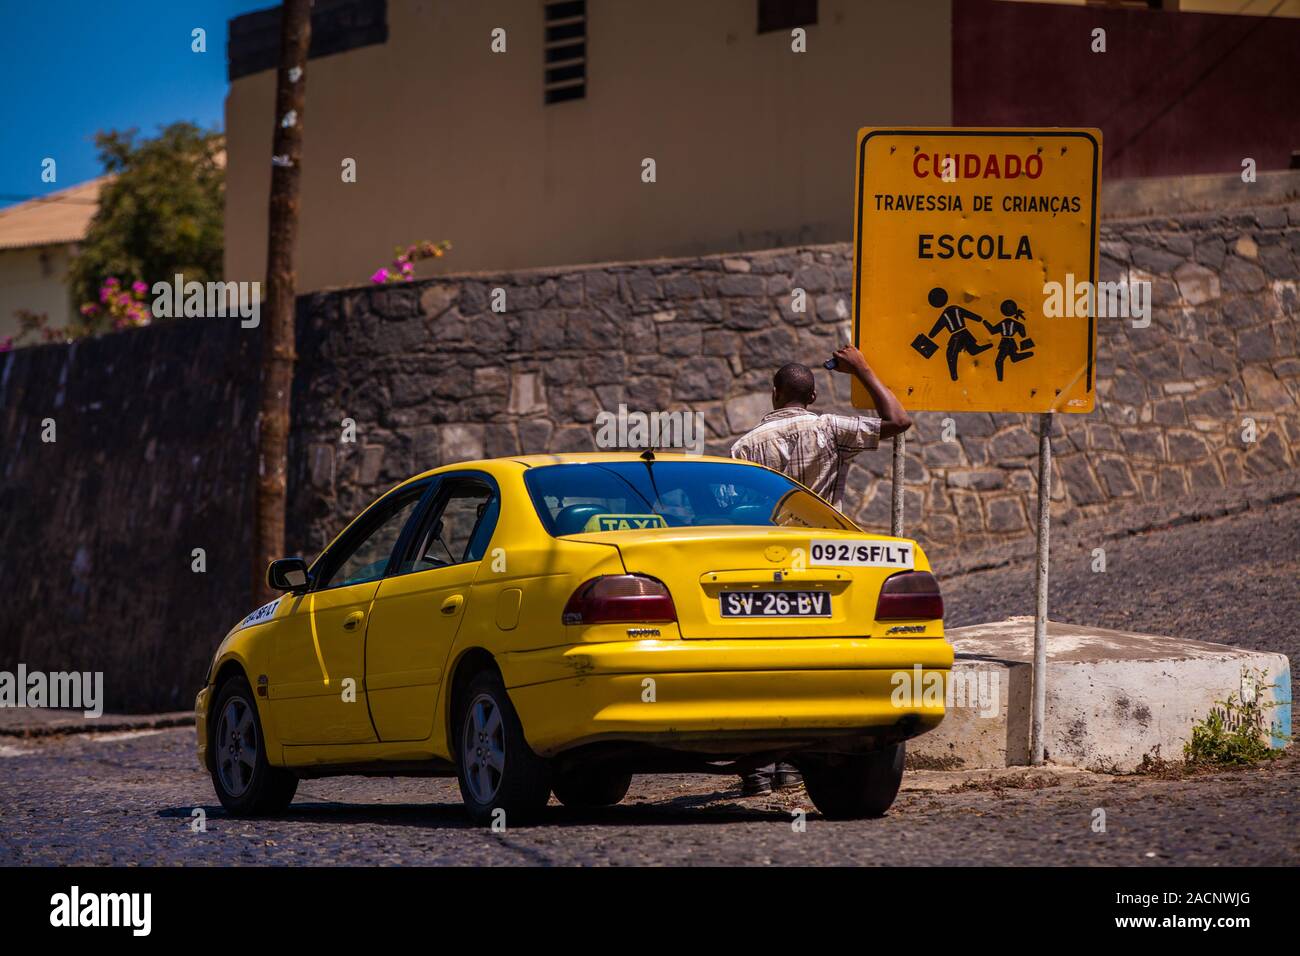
[157,788,799,829]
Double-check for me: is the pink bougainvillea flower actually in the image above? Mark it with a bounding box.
[132,281,148,295]
[369,239,451,284]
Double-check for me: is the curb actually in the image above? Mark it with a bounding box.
[0,711,195,739]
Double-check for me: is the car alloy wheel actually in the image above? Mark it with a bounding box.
[215,694,258,798]
[461,692,505,804]
[207,675,298,816]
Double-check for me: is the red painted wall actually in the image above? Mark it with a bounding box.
[953,0,1300,179]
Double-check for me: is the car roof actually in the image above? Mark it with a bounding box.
[509,451,749,468]
[400,451,766,487]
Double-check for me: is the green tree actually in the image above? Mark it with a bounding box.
[68,122,224,334]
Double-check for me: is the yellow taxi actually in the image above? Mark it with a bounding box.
[196,452,952,824]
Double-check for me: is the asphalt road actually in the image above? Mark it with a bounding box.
[943,494,1300,676]
[1,725,1295,865]
[1,499,1296,866]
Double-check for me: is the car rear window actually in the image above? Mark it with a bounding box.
[523,460,856,536]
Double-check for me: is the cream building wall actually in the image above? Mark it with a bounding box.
[223,0,953,292]
[0,245,77,341]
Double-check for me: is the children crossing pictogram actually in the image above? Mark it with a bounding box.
[910,289,1037,384]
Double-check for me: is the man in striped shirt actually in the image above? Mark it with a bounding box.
[730,345,913,512]
[728,344,912,796]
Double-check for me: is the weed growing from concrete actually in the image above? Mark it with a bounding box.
[1184,670,1286,768]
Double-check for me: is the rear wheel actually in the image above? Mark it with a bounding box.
[209,676,298,815]
[552,764,632,809]
[801,742,905,820]
[454,669,551,826]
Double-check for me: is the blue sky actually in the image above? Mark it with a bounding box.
[0,0,273,209]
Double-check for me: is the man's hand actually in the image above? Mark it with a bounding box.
[830,343,912,439]
[830,344,869,374]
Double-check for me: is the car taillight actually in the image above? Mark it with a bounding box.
[875,571,944,621]
[563,574,677,625]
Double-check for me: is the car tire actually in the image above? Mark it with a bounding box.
[454,668,551,826]
[801,742,905,820]
[209,675,298,816]
[551,765,633,809]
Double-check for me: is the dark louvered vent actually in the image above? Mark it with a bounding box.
[757,0,817,34]
[544,1,586,105]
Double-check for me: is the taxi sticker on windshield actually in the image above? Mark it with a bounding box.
[584,513,668,532]
[810,540,914,568]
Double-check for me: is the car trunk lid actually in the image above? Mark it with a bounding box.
[563,526,919,638]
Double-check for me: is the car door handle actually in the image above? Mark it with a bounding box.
[342,610,365,631]
[440,595,464,616]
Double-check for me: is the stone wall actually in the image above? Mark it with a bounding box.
[0,320,261,711]
[2,200,1297,711]
[290,201,1300,555]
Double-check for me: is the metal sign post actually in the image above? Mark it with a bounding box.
[1030,412,1053,765]
[890,433,906,537]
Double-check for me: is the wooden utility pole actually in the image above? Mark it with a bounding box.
[253,0,312,606]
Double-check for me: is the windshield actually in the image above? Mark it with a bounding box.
[523,460,856,536]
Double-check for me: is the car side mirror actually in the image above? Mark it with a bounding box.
[267,557,312,593]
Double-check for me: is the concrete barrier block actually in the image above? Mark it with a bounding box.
[910,617,1292,771]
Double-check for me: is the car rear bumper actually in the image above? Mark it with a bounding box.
[504,637,953,757]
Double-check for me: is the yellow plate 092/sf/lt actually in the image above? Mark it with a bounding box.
[809,539,914,568]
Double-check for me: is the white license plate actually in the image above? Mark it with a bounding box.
[720,590,830,617]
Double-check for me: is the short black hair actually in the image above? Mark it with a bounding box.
[773,363,815,404]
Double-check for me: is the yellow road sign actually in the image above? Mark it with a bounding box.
[851,127,1102,414]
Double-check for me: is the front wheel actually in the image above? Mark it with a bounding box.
[209,676,298,816]
[454,669,551,826]
[801,742,905,820]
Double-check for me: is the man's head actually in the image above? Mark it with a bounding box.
[772,362,816,409]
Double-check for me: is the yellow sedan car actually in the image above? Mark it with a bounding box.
[196,452,952,824]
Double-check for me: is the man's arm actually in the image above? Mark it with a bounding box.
[831,345,913,440]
